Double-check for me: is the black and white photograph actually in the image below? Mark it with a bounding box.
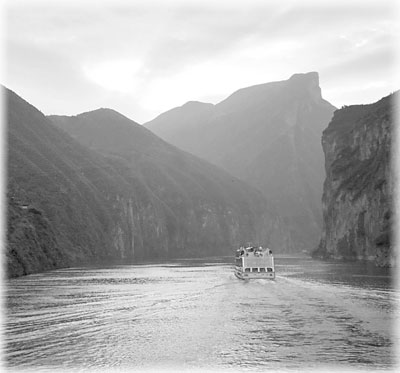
[1,0,399,372]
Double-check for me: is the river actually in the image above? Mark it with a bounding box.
[4,256,399,372]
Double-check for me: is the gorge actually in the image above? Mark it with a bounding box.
[6,87,283,278]
[145,72,336,251]
[5,79,397,278]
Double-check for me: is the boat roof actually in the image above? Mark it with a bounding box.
[241,246,267,251]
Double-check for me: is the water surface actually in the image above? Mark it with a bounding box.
[5,256,399,371]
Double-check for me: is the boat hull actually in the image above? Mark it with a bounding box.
[234,266,275,280]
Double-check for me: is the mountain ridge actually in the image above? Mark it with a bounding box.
[145,72,336,251]
[50,104,288,256]
[7,86,288,277]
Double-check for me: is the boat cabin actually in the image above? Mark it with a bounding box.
[234,245,275,279]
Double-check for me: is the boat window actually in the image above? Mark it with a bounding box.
[252,268,258,272]
[259,268,266,272]
[245,268,251,272]
[267,267,273,272]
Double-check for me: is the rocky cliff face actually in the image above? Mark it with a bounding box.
[6,87,282,277]
[7,196,69,277]
[315,93,397,266]
[146,72,336,251]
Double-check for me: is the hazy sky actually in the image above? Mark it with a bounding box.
[3,0,399,123]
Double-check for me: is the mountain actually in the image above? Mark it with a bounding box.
[49,108,289,255]
[7,88,143,276]
[144,101,215,148]
[7,88,286,277]
[314,92,397,267]
[7,87,287,277]
[145,72,336,251]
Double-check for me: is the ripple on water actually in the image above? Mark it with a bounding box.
[5,258,397,370]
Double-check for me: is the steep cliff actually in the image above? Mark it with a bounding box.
[145,72,336,251]
[6,87,282,277]
[7,87,142,276]
[7,196,69,277]
[315,93,397,266]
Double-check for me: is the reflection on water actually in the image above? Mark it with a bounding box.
[5,256,398,371]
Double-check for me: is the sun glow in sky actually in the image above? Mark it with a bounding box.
[3,0,399,123]
[83,59,144,93]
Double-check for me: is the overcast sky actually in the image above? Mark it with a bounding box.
[3,0,399,123]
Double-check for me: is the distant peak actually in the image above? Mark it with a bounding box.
[182,101,213,108]
[78,107,138,124]
[289,72,319,85]
[75,108,117,117]
[288,72,321,102]
[184,101,205,106]
[88,107,120,115]
[176,101,214,114]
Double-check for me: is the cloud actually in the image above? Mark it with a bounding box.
[83,59,144,93]
[3,0,399,122]
[5,40,97,108]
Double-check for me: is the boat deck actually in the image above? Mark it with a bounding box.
[234,245,275,280]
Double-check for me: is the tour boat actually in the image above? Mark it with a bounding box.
[234,245,275,280]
